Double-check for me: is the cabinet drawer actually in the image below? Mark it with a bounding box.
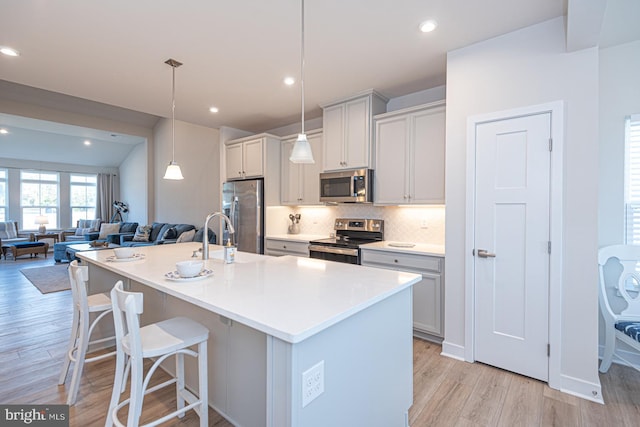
[265,239,309,256]
[361,250,441,273]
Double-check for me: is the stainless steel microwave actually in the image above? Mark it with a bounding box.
[319,169,373,203]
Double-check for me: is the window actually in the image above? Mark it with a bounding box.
[70,174,97,225]
[20,171,59,230]
[625,115,640,244]
[0,169,6,221]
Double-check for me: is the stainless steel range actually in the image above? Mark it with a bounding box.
[308,218,384,264]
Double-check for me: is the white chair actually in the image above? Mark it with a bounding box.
[106,281,209,427]
[58,260,116,405]
[598,245,640,373]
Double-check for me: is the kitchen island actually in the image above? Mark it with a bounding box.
[78,242,420,427]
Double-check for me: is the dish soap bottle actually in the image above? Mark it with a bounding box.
[224,239,236,264]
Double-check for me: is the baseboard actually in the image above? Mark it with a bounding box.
[440,340,465,361]
[560,373,604,404]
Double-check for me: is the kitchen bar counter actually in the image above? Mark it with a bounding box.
[77,242,419,427]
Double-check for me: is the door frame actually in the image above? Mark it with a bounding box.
[464,101,563,390]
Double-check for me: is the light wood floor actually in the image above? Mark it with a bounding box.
[2,256,640,426]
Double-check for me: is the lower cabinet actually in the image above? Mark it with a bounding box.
[265,238,310,257]
[360,249,444,339]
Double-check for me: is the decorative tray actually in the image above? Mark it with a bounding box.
[106,253,146,262]
[164,269,214,282]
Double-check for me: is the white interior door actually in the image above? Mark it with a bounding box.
[474,112,551,381]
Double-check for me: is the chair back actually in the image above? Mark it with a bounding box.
[598,245,640,325]
[68,260,89,314]
[110,281,144,358]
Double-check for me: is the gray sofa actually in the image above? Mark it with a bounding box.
[119,222,196,247]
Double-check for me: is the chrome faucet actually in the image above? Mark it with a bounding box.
[202,212,235,260]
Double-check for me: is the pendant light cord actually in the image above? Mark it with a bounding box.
[300,0,305,135]
[171,64,176,162]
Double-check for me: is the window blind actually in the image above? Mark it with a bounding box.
[625,115,640,244]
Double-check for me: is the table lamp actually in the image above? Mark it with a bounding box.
[35,215,49,234]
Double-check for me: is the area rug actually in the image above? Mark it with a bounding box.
[21,264,70,294]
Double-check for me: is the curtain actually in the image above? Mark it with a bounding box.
[97,173,120,223]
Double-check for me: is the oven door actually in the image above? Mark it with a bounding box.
[308,245,359,264]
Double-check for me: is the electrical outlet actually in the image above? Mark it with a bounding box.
[302,360,324,407]
[420,219,429,229]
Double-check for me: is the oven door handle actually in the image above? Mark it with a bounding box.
[308,245,359,257]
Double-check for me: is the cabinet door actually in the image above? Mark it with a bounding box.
[280,139,301,204]
[323,104,345,171]
[344,97,370,169]
[225,143,244,180]
[243,138,264,178]
[301,132,323,204]
[410,109,445,203]
[374,116,409,204]
[412,272,442,337]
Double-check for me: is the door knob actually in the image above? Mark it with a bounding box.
[477,249,496,258]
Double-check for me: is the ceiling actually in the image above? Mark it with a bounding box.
[0,0,638,167]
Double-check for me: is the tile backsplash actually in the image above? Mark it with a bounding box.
[267,205,445,245]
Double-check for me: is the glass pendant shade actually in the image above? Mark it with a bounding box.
[290,133,314,163]
[163,161,184,180]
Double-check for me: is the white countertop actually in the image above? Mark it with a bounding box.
[78,242,420,344]
[266,234,327,242]
[361,241,445,257]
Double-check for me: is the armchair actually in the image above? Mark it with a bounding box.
[60,219,102,242]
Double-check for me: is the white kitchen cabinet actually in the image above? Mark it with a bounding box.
[265,238,310,257]
[321,90,388,171]
[280,130,323,205]
[374,101,445,205]
[225,134,279,181]
[361,248,444,339]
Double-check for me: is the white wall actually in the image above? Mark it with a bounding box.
[119,142,148,225]
[599,40,640,247]
[153,118,220,227]
[445,17,600,398]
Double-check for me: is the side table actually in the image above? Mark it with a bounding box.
[30,233,60,244]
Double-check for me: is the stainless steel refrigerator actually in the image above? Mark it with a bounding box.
[222,179,264,254]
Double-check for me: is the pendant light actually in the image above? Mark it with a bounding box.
[163,58,185,180]
[289,0,315,164]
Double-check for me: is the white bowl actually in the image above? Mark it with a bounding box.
[176,260,204,278]
[113,247,135,259]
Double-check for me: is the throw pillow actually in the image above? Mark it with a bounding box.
[98,223,121,240]
[133,225,152,242]
[74,227,92,237]
[176,229,196,243]
[0,221,17,239]
[161,226,178,240]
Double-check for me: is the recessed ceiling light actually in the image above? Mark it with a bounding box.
[84,140,91,146]
[209,106,219,113]
[0,129,8,134]
[0,47,20,57]
[419,20,438,33]
[284,77,295,86]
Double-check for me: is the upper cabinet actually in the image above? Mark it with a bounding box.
[374,101,445,205]
[321,90,388,172]
[281,129,323,205]
[225,134,280,181]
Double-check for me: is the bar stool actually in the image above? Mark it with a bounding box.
[58,260,116,405]
[106,281,209,427]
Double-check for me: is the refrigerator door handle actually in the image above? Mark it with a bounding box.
[230,196,239,243]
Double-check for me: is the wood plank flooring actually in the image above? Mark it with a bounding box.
[2,256,640,426]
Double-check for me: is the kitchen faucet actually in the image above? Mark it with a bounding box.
[202,212,235,260]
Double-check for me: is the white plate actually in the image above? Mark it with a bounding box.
[165,269,213,282]
[388,242,416,248]
[106,253,146,262]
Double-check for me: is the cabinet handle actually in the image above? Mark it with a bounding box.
[238,171,242,175]
[394,259,399,263]
[283,245,287,249]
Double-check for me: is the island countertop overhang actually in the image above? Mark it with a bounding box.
[77,242,420,344]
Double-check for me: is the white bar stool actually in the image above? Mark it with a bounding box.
[58,260,116,405]
[106,281,209,427]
